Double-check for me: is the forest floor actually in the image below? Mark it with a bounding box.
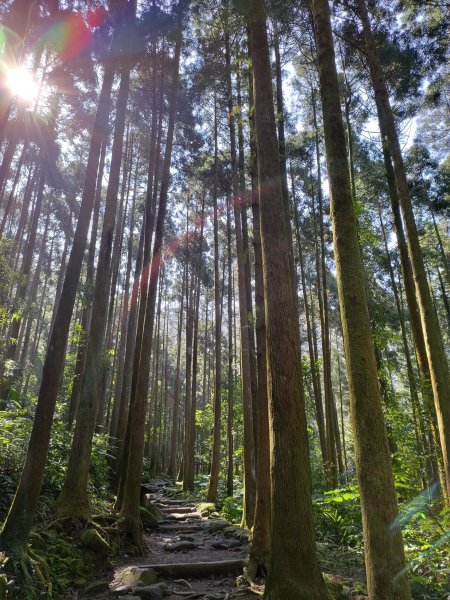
[77,478,368,600]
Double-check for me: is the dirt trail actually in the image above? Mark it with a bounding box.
[108,479,255,600]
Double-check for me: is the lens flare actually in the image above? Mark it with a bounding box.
[6,67,39,102]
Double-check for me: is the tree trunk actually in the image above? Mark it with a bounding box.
[168,266,185,478]
[312,1,410,597]
[66,135,107,429]
[358,0,450,500]
[291,167,327,466]
[248,2,330,598]
[207,92,223,503]
[226,203,234,498]
[0,35,116,553]
[247,55,271,576]
[55,53,132,520]
[119,10,182,547]
[224,21,256,528]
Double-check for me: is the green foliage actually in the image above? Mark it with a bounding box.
[220,496,242,524]
[0,403,112,520]
[400,498,450,597]
[313,487,362,547]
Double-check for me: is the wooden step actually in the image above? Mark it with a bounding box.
[158,524,209,532]
[138,559,243,578]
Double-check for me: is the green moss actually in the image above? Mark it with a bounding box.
[80,529,110,556]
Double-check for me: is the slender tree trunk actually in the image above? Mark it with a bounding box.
[226,204,234,498]
[291,168,327,466]
[224,21,256,528]
[378,205,433,483]
[66,135,107,429]
[312,1,410,597]
[247,58,271,575]
[119,10,182,547]
[109,166,138,442]
[0,33,117,553]
[168,266,185,478]
[237,70,258,454]
[358,0,450,500]
[187,204,205,488]
[183,214,195,491]
[207,92,223,503]
[114,38,162,499]
[55,50,132,519]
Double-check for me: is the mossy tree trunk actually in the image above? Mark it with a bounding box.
[357,0,450,501]
[312,0,411,597]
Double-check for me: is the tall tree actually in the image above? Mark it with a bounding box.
[248,0,330,597]
[0,8,120,553]
[311,0,410,597]
[357,0,450,500]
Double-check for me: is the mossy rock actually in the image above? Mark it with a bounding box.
[82,579,109,596]
[233,527,250,542]
[198,502,215,515]
[210,520,231,532]
[146,503,164,523]
[140,507,159,529]
[116,566,158,589]
[323,574,351,599]
[80,529,110,556]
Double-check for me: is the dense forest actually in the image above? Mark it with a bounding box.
[0,0,449,598]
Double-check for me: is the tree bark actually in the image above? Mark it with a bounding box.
[358,0,450,500]
[312,1,410,597]
[207,91,223,503]
[248,1,330,598]
[224,20,256,528]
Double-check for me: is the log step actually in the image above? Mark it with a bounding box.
[158,524,209,532]
[138,559,243,578]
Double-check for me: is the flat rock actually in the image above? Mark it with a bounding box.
[135,583,164,600]
[209,520,230,532]
[211,539,242,550]
[164,540,199,552]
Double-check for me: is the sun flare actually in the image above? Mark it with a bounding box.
[6,67,39,102]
